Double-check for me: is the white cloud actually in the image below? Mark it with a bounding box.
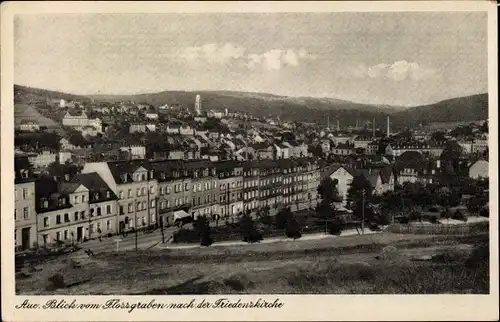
[182,43,246,65]
[247,48,316,70]
[349,60,438,81]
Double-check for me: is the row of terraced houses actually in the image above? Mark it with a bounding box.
[14,157,321,251]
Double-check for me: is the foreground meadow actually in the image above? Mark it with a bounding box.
[16,232,489,295]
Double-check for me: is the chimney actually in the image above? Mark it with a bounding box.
[386,116,390,137]
[337,119,340,132]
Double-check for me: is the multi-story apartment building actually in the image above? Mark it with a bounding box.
[214,160,244,218]
[294,158,321,205]
[14,157,37,251]
[256,159,282,210]
[186,160,219,219]
[243,161,260,212]
[151,160,192,226]
[279,159,302,206]
[81,160,158,233]
[71,173,119,239]
[36,177,90,247]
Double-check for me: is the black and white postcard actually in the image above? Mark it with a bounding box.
[1,1,498,321]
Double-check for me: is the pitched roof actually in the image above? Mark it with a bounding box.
[378,166,394,184]
[71,172,118,203]
[107,160,152,183]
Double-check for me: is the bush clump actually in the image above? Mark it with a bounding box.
[452,210,468,222]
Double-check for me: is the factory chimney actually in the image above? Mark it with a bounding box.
[337,119,340,132]
[373,117,376,137]
[386,116,390,137]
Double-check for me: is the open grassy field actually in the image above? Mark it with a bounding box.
[16,232,489,295]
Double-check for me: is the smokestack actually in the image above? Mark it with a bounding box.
[386,116,390,137]
[356,119,359,129]
[327,115,330,129]
[337,119,340,132]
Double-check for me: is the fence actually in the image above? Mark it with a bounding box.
[387,221,489,235]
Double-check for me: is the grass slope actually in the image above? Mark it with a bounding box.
[16,233,488,295]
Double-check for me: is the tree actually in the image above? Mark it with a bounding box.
[467,195,488,216]
[347,175,374,234]
[193,215,213,246]
[239,213,263,243]
[256,205,273,227]
[275,206,293,230]
[285,213,302,240]
[308,144,323,159]
[315,177,343,234]
[317,177,343,204]
[431,131,447,142]
[440,141,464,175]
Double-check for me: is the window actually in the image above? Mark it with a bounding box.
[64,230,68,240]
[82,195,86,203]
[160,187,164,195]
[44,217,49,227]
[96,207,101,216]
[142,201,146,210]
[166,186,171,194]
[80,211,86,219]
[73,195,79,204]
[136,202,141,211]
[120,205,124,215]
[136,188,141,197]
[129,219,134,228]
[106,205,112,214]
[149,186,154,194]
[150,200,156,208]
[119,191,124,199]
[23,188,29,200]
[150,214,155,223]
[166,200,170,208]
[56,231,61,241]
[142,174,146,181]
[64,213,70,222]
[97,222,101,232]
[56,215,61,225]
[184,183,189,190]
[128,189,132,197]
[106,191,111,198]
[89,224,95,233]
[107,220,111,230]
[128,203,133,213]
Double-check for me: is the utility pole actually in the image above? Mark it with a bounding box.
[361,189,365,234]
[134,200,138,251]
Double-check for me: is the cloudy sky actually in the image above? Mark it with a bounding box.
[14,12,487,106]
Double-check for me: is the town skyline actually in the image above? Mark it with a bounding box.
[15,12,488,107]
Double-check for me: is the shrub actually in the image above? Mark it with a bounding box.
[409,211,422,222]
[452,210,467,222]
[193,215,213,247]
[327,219,343,235]
[285,214,302,240]
[429,215,439,224]
[48,273,66,289]
[239,214,263,243]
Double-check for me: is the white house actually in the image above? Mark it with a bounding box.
[328,166,355,205]
[469,160,489,179]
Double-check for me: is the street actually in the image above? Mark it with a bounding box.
[80,200,319,254]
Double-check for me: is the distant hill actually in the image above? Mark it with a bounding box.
[390,93,488,129]
[14,85,488,130]
[14,84,91,105]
